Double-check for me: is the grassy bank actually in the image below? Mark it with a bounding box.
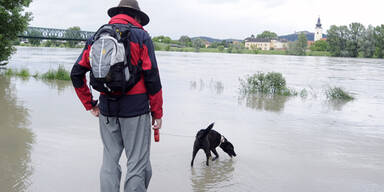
[3,66,71,81]
[154,42,332,57]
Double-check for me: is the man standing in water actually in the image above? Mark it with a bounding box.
[70,0,163,191]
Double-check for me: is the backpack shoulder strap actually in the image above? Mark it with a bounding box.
[92,24,119,42]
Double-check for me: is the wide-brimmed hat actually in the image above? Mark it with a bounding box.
[108,0,150,26]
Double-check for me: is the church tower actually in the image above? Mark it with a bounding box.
[314,17,323,41]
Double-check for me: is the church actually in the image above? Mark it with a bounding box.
[244,17,326,50]
[314,17,324,41]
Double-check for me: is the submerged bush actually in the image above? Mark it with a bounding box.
[18,68,30,78]
[5,68,15,76]
[41,65,70,81]
[56,65,71,80]
[4,68,30,78]
[239,72,297,96]
[41,70,56,80]
[326,87,354,101]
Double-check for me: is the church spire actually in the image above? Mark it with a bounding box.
[314,17,323,41]
[316,17,322,28]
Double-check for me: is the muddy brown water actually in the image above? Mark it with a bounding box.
[1,46,384,192]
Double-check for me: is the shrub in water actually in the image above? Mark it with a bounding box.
[240,72,296,96]
[42,65,70,81]
[32,72,39,78]
[326,87,354,101]
[56,65,71,81]
[41,70,56,80]
[18,68,30,78]
[5,68,14,76]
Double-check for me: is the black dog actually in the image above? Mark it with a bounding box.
[191,123,236,166]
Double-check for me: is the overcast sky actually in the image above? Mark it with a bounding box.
[26,0,384,40]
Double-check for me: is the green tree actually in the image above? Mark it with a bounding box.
[178,35,191,47]
[209,42,220,48]
[374,25,384,58]
[347,22,365,57]
[286,33,307,56]
[152,36,172,44]
[360,25,376,58]
[218,45,224,52]
[327,25,349,57]
[28,30,42,46]
[310,40,329,51]
[296,33,308,55]
[256,31,278,40]
[65,26,81,48]
[226,44,233,53]
[221,40,229,48]
[192,38,204,52]
[0,0,32,64]
[153,42,162,51]
[165,45,170,51]
[232,43,244,53]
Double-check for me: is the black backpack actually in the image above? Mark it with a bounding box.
[89,24,141,95]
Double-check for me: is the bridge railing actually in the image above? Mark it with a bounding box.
[18,27,95,41]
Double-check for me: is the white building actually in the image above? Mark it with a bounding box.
[271,40,287,50]
[245,37,287,50]
[314,17,323,41]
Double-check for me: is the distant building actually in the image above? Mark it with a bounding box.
[270,39,287,50]
[204,42,211,48]
[245,35,287,50]
[314,17,323,41]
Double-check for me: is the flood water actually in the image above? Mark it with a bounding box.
[1,46,384,192]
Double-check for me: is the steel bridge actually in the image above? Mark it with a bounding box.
[18,27,95,41]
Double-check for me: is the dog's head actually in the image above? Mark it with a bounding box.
[220,139,237,157]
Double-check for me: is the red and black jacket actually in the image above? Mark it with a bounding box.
[70,14,163,119]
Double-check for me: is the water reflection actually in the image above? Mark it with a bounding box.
[326,100,350,111]
[0,75,34,192]
[190,79,225,95]
[238,94,290,112]
[41,79,72,94]
[190,159,235,192]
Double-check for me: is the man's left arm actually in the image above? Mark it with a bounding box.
[141,36,163,122]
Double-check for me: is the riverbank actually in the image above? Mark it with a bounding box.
[154,42,332,57]
[16,43,332,57]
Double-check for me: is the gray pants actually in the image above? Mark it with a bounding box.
[99,113,152,192]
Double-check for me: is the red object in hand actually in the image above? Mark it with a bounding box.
[154,129,159,142]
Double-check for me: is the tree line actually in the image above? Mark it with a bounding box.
[327,23,384,58]
[151,35,245,53]
[268,23,384,58]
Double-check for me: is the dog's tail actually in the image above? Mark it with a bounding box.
[206,122,215,131]
[202,122,215,138]
[197,122,215,139]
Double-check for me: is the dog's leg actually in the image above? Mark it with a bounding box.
[211,148,219,161]
[204,149,211,166]
[191,148,198,167]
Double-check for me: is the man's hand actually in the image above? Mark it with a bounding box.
[90,105,100,117]
[152,118,162,130]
